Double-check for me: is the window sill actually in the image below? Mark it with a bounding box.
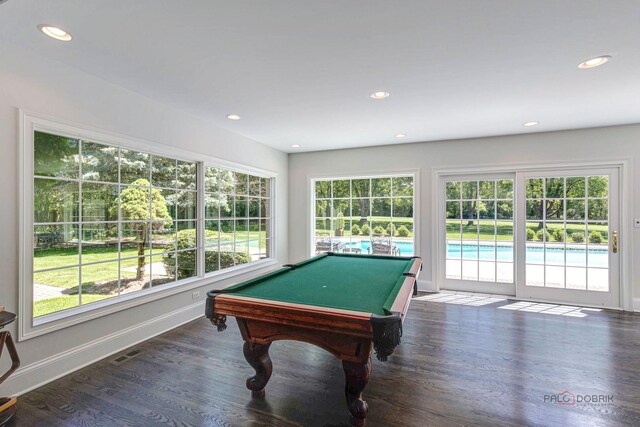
[22,258,280,341]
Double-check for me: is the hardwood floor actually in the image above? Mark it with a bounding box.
[15,295,640,426]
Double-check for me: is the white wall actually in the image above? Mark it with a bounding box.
[0,41,288,395]
[288,125,639,310]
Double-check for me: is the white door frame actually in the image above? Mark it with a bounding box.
[515,167,621,308]
[432,160,631,310]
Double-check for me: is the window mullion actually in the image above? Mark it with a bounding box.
[197,162,205,278]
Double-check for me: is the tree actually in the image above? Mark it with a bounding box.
[116,179,172,280]
[527,176,608,229]
[352,179,370,226]
[462,182,478,226]
[335,212,345,236]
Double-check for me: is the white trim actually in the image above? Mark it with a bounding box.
[4,300,204,397]
[306,169,420,258]
[431,167,440,293]
[25,259,279,340]
[22,110,279,177]
[620,160,633,311]
[633,298,640,312]
[19,111,280,340]
[416,279,436,292]
[431,158,630,176]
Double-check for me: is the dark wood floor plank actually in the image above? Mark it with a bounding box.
[13,295,640,426]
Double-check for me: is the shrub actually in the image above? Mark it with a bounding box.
[553,228,565,242]
[373,225,386,235]
[536,229,551,242]
[361,224,371,236]
[351,224,361,235]
[163,229,251,278]
[386,223,396,236]
[397,225,410,237]
[571,232,585,243]
[526,228,536,241]
[588,231,603,244]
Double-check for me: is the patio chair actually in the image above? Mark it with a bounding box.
[369,234,400,256]
[315,237,345,254]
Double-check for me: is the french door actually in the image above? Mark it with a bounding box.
[440,167,621,308]
[441,174,516,295]
[515,168,620,307]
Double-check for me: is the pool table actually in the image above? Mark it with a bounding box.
[205,252,422,426]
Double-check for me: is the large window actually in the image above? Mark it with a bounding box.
[29,126,274,323]
[203,167,271,273]
[312,175,415,257]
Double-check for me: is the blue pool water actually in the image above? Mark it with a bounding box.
[342,240,608,268]
[446,243,608,268]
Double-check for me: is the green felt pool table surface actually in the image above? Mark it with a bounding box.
[219,253,417,316]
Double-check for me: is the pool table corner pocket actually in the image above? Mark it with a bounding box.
[370,312,402,361]
[205,291,228,332]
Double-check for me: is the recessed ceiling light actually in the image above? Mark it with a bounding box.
[578,55,611,69]
[395,133,407,138]
[226,114,241,120]
[38,24,72,41]
[290,144,301,148]
[370,91,390,100]
[523,121,539,127]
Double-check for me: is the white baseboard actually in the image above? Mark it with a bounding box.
[417,279,436,292]
[634,298,640,312]
[3,301,203,397]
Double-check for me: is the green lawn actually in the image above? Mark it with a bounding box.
[316,216,415,238]
[34,230,268,288]
[34,249,144,288]
[444,221,608,242]
[34,294,112,318]
[317,219,608,243]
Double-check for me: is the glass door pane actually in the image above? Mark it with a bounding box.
[516,169,619,308]
[443,176,514,293]
[524,175,609,292]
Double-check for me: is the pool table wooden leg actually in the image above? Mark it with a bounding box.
[243,342,273,398]
[342,357,371,426]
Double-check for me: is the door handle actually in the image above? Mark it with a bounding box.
[612,231,618,254]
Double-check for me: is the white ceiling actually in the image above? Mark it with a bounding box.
[1,0,639,153]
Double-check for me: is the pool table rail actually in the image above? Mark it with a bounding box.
[207,293,375,362]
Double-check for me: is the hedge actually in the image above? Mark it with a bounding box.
[163,229,251,278]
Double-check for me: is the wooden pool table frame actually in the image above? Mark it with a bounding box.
[206,255,422,426]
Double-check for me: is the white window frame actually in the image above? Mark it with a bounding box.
[308,170,420,259]
[19,111,278,340]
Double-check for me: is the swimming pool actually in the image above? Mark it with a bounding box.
[446,242,608,268]
[341,239,608,268]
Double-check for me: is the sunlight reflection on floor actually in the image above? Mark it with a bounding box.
[414,292,602,317]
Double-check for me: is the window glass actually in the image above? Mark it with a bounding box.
[204,166,273,265]
[313,175,414,257]
[31,129,274,321]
